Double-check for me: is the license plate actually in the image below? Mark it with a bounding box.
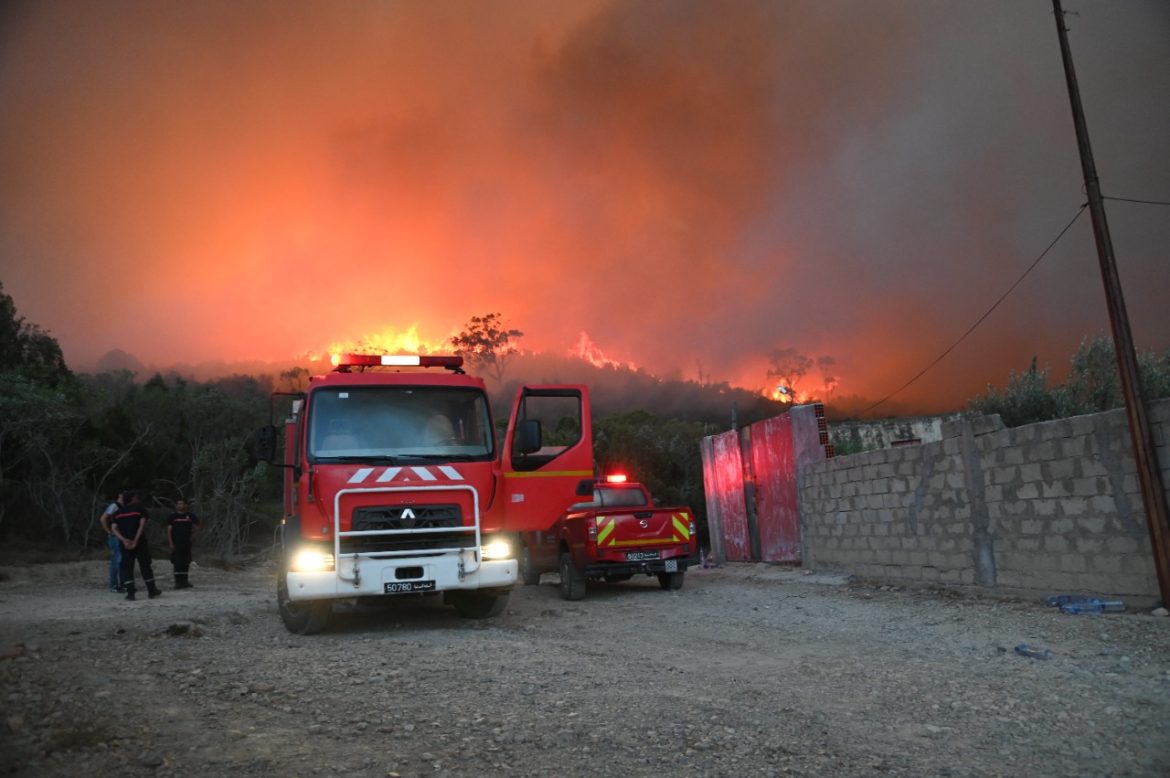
[626,551,661,562]
[384,580,436,594]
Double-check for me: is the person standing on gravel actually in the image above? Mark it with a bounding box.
[99,491,125,593]
[110,490,162,601]
[166,498,200,589]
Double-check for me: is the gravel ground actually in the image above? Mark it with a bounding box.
[1,558,1168,777]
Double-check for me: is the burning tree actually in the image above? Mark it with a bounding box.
[766,347,839,402]
[450,313,524,385]
[766,347,813,400]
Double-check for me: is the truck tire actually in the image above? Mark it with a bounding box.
[559,552,586,601]
[657,571,685,591]
[449,590,510,619]
[277,572,330,634]
[519,544,542,586]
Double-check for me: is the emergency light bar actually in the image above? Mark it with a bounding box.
[605,473,628,483]
[330,353,464,369]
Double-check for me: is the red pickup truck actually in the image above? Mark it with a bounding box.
[518,476,696,600]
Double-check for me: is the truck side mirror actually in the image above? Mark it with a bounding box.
[516,419,542,454]
[255,425,277,462]
[575,478,598,496]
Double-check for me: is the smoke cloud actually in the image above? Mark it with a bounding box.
[1,0,1167,411]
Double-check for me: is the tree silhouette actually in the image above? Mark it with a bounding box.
[766,347,813,395]
[449,313,523,385]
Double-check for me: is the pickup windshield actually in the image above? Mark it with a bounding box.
[307,386,493,462]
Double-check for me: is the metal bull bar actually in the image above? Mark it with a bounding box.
[332,485,482,587]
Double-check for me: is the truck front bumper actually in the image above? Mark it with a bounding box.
[287,552,517,602]
[582,558,690,579]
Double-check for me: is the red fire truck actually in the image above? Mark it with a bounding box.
[256,354,593,633]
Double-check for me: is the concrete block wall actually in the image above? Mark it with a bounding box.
[799,400,1170,600]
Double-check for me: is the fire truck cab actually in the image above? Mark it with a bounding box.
[257,354,593,633]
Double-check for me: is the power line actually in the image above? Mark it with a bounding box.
[1103,195,1170,207]
[862,203,1088,414]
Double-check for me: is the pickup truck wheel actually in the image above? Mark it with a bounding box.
[657,571,685,591]
[449,590,510,619]
[277,571,330,634]
[559,552,586,601]
[519,545,542,586]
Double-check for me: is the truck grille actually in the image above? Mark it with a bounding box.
[342,504,473,554]
[351,504,461,531]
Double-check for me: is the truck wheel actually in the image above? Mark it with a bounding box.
[559,552,586,601]
[449,590,510,619]
[277,572,330,634]
[657,571,685,591]
[519,545,542,586]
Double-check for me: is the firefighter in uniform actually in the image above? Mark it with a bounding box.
[110,490,161,601]
[166,499,200,589]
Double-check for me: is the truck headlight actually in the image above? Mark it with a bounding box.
[290,548,335,572]
[480,537,513,560]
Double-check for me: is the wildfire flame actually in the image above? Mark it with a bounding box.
[304,324,452,366]
[769,384,818,404]
[572,331,637,370]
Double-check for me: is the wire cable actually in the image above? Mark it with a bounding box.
[862,203,1089,414]
[1103,195,1170,206]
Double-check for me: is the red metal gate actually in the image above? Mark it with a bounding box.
[750,414,801,563]
[702,429,752,561]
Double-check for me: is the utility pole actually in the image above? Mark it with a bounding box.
[1052,0,1170,606]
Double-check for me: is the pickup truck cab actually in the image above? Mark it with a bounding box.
[519,476,696,600]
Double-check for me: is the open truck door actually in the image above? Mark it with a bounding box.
[502,385,594,533]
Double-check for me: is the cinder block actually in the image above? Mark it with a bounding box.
[1075,537,1104,554]
[996,571,1024,587]
[1020,463,1042,481]
[1090,555,1122,574]
[1033,441,1057,461]
[1044,535,1069,553]
[992,467,1017,485]
[1076,458,1104,477]
[1017,483,1041,500]
[1106,536,1142,554]
[1060,554,1088,573]
[1073,477,1108,497]
[1019,518,1043,535]
[1077,517,1106,534]
[1040,482,1070,499]
[1059,500,1087,517]
[1060,438,1086,458]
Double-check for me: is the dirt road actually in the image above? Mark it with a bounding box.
[1,559,1168,777]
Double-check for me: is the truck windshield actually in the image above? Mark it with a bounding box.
[307,386,493,462]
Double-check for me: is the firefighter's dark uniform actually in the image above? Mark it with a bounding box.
[112,502,161,600]
[167,510,200,588]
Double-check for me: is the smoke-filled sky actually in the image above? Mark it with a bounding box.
[2,0,1167,411]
